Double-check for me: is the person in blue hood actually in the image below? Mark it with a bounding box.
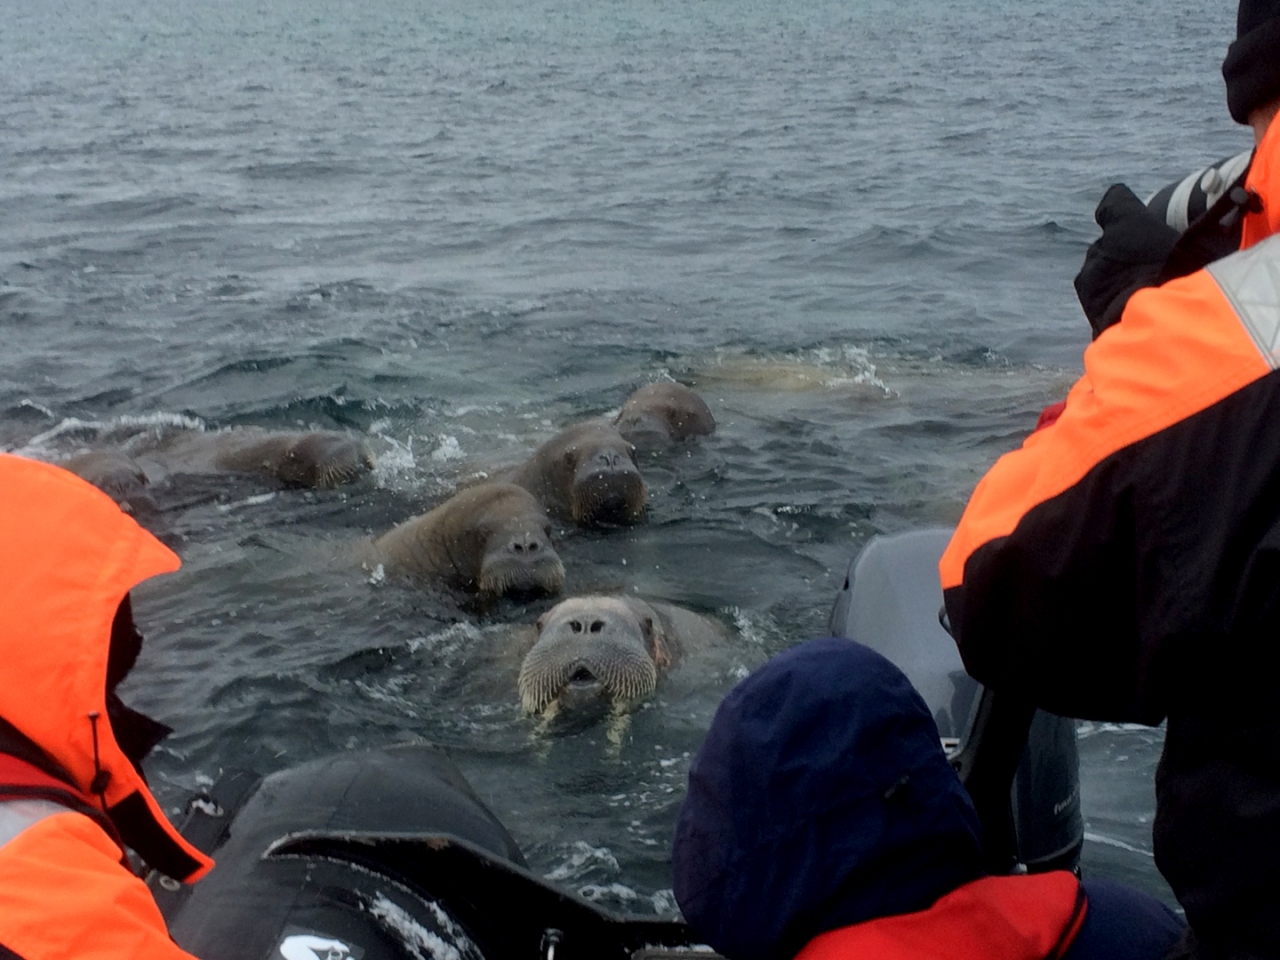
[672,637,1184,960]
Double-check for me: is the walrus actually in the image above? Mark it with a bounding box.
[61,450,156,515]
[613,382,715,452]
[136,427,376,490]
[498,421,647,528]
[368,482,565,599]
[517,595,727,718]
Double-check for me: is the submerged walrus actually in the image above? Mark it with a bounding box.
[61,450,155,515]
[517,595,726,717]
[157,428,376,489]
[613,382,715,452]
[498,421,647,528]
[369,482,565,599]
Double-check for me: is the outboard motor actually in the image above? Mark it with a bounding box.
[830,529,1083,875]
[151,745,698,960]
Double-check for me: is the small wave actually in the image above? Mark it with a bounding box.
[11,398,56,420]
[406,621,487,658]
[1077,721,1161,739]
[215,492,277,514]
[544,840,619,883]
[16,412,205,459]
[239,160,360,181]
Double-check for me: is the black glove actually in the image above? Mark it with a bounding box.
[1074,183,1181,339]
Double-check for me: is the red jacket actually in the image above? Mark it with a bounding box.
[0,453,211,960]
[795,872,1086,960]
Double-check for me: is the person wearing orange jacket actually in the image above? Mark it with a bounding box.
[0,453,213,959]
[940,4,1280,957]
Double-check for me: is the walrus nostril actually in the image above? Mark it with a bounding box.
[590,619,604,633]
[510,536,541,555]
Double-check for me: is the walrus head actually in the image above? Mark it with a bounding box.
[518,597,673,717]
[277,432,376,489]
[557,424,647,527]
[614,382,715,452]
[476,506,566,598]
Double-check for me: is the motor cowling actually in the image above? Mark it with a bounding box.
[829,529,1083,874]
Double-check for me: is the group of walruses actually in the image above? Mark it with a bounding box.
[57,382,729,726]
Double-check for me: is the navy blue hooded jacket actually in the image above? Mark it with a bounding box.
[671,637,1184,960]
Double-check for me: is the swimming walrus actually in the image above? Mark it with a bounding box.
[613,382,715,452]
[369,482,565,599]
[517,595,727,717]
[498,421,647,528]
[156,428,376,489]
[60,450,156,515]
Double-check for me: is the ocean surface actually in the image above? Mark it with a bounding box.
[0,0,1254,918]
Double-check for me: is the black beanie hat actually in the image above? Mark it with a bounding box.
[1223,0,1280,125]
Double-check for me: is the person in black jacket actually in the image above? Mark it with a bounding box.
[943,4,1280,957]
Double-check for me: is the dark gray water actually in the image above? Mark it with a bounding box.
[1,0,1253,915]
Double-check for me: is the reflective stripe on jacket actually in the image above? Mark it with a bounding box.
[0,751,199,960]
[0,809,200,960]
[795,872,1086,960]
[939,119,1280,724]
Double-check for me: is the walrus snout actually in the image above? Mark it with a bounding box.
[590,449,630,470]
[570,466,647,527]
[479,521,566,598]
[518,603,659,716]
[507,530,549,556]
[280,433,376,489]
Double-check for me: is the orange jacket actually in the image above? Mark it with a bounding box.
[795,872,1086,960]
[0,453,211,960]
[940,119,1280,723]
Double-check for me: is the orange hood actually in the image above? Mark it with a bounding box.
[0,453,213,882]
[1242,116,1280,247]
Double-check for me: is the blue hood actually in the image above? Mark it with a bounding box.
[672,637,983,960]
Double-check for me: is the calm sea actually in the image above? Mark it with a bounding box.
[0,0,1252,915]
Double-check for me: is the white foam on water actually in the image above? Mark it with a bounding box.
[216,492,277,513]
[649,888,678,916]
[366,563,386,586]
[16,398,56,419]
[352,677,420,718]
[16,411,205,458]
[1077,721,1157,739]
[544,840,620,883]
[430,435,465,462]
[368,429,417,488]
[406,621,486,657]
[725,606,774,646]
[578,882,639,904]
